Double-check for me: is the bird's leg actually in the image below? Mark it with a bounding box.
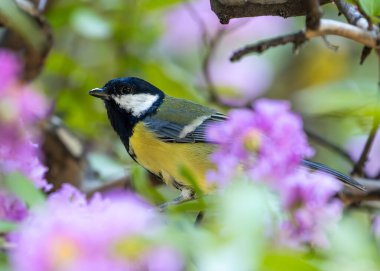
[158,188,195,211]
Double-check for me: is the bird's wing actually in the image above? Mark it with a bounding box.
[143,96,226,143]
[144,111,226,143]
[301,159,366,191]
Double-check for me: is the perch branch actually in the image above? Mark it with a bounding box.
[231,19,379,61]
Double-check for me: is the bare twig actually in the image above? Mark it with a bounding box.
[350,117,379,177]
[185,2,220,102]
[351,51,380,177]
[334,0,374,64]
[352,0,373,30]
[333,0,370,29]
[231,19,379,62]
[231,31,306,61]
[306,129,355,166]
[306,0,322,30]
[202,29,228,103]
[186,2,249,104]
[86,177,130,199]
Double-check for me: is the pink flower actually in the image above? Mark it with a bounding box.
[207,99,342,246]
[280,170,342,247]
[0,192,28,223]
[0,49,49,190]
[10,186,183,271]
[0,50,20,91]
[207,99,313,184]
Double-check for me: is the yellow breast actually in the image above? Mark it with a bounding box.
[129,122,216,192]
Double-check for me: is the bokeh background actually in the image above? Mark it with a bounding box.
[19,0,379,197]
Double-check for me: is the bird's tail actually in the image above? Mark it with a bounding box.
[301,159,366,191]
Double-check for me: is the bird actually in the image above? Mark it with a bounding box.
[89,77,365,203]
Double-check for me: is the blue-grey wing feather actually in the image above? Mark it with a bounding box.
[144,112,227,143]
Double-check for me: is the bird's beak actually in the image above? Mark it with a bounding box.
[89,88,110,100]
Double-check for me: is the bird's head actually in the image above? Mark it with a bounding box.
[89,77,164,118]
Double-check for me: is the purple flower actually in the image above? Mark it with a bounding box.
[372,216,380,239]
[207,99,313,184]
[280,169,342,247]
[0,49,49,190]
[207,99,343,247]
[0,192,28,223]
[10,187,183,271]
[0,50,20,91]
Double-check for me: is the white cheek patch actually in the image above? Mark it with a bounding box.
[179,115,209,138]
[113,94,159,117]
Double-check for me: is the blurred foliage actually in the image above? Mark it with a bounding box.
[4,173,45,207]
[346,0,380,23]
[2,0,380,269]
[40,0,200,140]
[27,0,379,192]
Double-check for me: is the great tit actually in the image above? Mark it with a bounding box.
[89,77,365,201]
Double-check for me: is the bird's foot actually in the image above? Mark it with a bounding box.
[158,188,195,211]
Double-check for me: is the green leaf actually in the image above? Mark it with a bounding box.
[4,172,45,207]
[360,0,380,20]
[261,251,321,271]
[0,220,17,233]
[140,0,183,11]
[130,165,166,204]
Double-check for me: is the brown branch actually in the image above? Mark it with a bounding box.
[351,50,380,177]
[306,0,322,30]
[86,177,130,199]
[210,0,331,24]
[231,19,379,62]
[350,116,379,177]
[231,31,306,62]
[306,130,355,166]
[0,0,52,81]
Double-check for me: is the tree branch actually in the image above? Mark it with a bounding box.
[231,19,379,62]
[210,0,331,24]
[0,0,52,81]
[333,0,370,29]
[306,0,322,30]
[351,115,379,177]
[306,129,355,165]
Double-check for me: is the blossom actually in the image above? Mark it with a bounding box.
[207,99,343,246]
[207,99,313,184]
[10,186,183,271]
[0,192,28,223]
[0,51,20,92]
[0,49,49,189]
[280,170,342,247]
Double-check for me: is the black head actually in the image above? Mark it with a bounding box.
[89,77,165,119]
[89,77,165,147]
